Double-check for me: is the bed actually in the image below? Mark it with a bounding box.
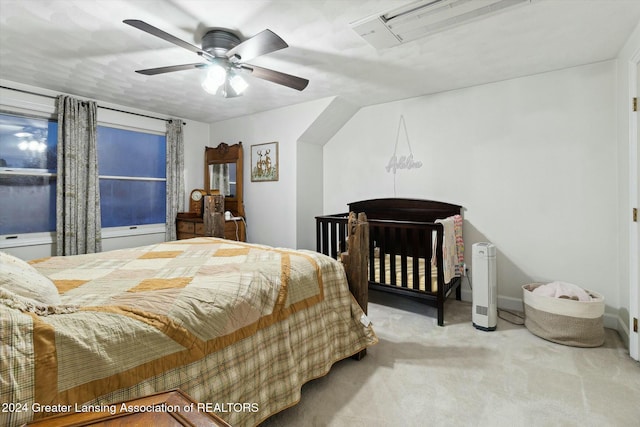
[316,198,464,326]
[0,233,376,427]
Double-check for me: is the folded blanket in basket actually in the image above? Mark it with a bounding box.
[532,281,592,302]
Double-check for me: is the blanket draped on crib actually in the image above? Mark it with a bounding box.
[434,215,464,283]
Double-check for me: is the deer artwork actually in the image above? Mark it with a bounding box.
[255,149,265,177]
[264,149,271,174]
[253,145,277,180]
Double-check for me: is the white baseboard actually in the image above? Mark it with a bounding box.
[617,316,630,348]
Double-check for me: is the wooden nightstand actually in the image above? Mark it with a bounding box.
[27,389,231,426]
[176,214,205,240]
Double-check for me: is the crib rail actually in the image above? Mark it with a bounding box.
[315,213,349,259]
[315,214,445,292]
[368,219,444,292]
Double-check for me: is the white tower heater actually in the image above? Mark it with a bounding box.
[472,242,497,331]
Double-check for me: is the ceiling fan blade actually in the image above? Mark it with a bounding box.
[242,64,309,91]
[135,63,207,76]
[124,19,214,61]
[226,30,288,62]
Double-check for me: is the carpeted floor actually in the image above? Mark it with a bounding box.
[261,290,640,426]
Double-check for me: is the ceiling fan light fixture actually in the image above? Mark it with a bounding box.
[202,63,227,94]
[125,20,308,93]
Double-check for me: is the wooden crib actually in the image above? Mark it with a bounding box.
[316,198,463,326]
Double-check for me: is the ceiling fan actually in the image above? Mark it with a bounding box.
[123,19,309,98]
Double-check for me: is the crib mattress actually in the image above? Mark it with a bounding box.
[372,254,438,293]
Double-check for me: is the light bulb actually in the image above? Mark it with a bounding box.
[229,74,248,95]
[202,64,227,94]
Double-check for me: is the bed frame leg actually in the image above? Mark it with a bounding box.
[352,349,367,360]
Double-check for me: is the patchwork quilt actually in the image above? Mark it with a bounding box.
[1,237,377,426]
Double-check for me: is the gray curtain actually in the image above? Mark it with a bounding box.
[56,95,101,255]
[165,119,184,241]
[211,163,230,195]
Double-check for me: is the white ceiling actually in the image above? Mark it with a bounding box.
[1,0,639,124]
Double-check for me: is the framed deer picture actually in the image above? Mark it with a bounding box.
[250,142,279,182]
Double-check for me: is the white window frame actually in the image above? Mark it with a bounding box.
[96,124,167,233]
[0,105,169,249]
[0,109,58,248]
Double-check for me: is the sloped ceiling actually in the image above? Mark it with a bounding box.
[1,0,639,123]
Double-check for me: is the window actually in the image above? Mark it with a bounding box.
[0,112,167,239]
[0,113,57,235]
[97,126,166,228]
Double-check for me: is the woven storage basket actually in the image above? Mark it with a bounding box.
[522,283,604,347]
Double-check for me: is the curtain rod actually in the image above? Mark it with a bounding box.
[0,85,186,125]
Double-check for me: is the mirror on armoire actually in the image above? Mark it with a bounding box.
[204,142,245,219]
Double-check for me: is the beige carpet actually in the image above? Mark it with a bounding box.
[261,290,640,426]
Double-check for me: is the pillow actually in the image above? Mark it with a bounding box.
[0,251,61,306]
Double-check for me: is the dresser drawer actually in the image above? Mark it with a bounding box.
[176,217,219,240]
[195,222,205,235]
[177,220,195,234]
[176,221,196,234]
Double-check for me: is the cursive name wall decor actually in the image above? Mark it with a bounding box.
[387,115,422,195]
[386,153,423,173]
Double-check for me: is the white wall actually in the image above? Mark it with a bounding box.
[0,80,210,259]
[296,141,323,250]
[208,98,331,249]
[323,61,620,317]
[183,120,211,208]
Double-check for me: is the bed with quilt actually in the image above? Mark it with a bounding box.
[0,237,377,427]
[316,198,464,326]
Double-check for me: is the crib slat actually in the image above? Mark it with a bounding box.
[321,220,329,256]
[388,227,396,286]
[331,221,340,259]
[411,227,421,290]
[369,228,376,283]
[400,227,408,288]
[380,225,387,284]
[338,221,346,255]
